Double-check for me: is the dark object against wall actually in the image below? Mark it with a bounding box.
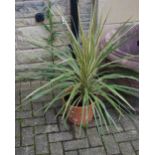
[69,0,79,59]
[70,0,79,38]
[35,13,45,22]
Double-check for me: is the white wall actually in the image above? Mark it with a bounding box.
[97,0,139,24]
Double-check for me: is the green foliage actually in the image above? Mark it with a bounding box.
[17,2,139,136]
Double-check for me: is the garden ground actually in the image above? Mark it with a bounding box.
[15,81,139,155]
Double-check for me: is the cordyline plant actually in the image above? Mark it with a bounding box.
[17,3,138,135]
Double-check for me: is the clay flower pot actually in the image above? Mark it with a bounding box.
[68,104,93,126]
[63,87,94,126]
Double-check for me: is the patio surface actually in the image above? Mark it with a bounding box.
[15,81,139,155]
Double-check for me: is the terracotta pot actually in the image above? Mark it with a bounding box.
[63,87,94,125]
[68,104,93,126]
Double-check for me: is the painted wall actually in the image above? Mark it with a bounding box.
[97,0,139,31]
[97,0,138,24]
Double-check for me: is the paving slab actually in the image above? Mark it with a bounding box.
[15,81,139,155]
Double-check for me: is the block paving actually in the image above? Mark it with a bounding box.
[16,81,139,155]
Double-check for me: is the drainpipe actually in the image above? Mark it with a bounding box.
[69,0,79,58]
[70,0,79,38]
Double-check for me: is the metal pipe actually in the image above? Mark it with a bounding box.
[70,0,79,38]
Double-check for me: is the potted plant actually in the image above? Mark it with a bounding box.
[17,3,138,135]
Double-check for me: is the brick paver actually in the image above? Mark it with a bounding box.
[65,150,78,155]
[114,130,138,142]
[16,111,32,119]
[35,134,49,154]
[35,124,59,134]
[119,142,136,155]
[45,109,57,124]
[102,135,120,154]
[22,127,34,146]
[79,147,106,155]
[21,117,45,127]
[120,116,136,131]
[132,140,139,151]
[74,126,86,139]
[15,81,139,155]
[87,127,103,147]
[50,142,63,155]
[48,132,73,143]
[63,138,89,151]
[16,146,35,155]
